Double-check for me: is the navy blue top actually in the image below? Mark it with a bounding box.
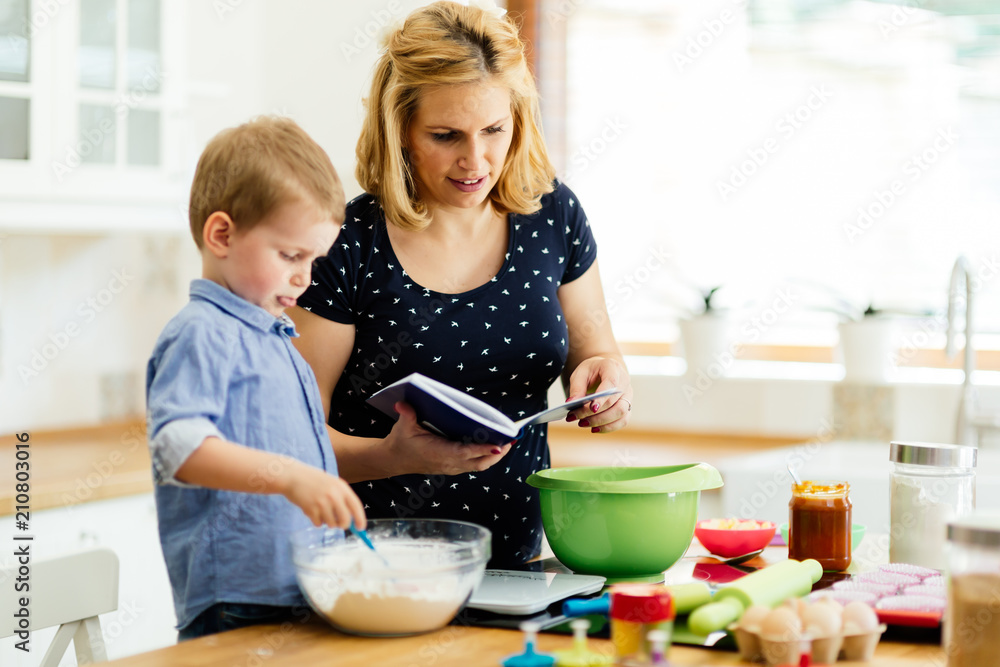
[146,279,337,629]
[299,181,597,566]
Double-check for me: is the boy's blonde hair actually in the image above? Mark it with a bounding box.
[189,116,345,247]
[356,1,555,231]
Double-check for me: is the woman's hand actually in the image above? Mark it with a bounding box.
[382,402,513,476]
[565,356,632,433]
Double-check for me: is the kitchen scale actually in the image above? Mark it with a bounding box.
[461,568,732,649]
[467,569,606,615]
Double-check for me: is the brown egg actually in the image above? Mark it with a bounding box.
[786,596,808,618]
[812,595,844,615]
[842,600,879,635]
[801,601,843,638]
[760,606,803,640]
[738,604,771,633]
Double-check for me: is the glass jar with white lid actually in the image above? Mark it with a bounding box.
[889,441,976,570]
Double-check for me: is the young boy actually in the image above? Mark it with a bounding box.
[146,116,365,640]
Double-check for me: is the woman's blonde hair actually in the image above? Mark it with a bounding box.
[356,1,555,231]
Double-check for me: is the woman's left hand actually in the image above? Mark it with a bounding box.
[564,356,632,433]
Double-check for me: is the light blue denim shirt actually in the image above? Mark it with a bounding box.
[146,279,336,630]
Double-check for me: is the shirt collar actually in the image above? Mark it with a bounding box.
[190,279,299,337]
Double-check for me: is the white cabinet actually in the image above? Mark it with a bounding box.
[0,493,177,666]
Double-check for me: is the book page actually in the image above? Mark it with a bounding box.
[514,387,620,429]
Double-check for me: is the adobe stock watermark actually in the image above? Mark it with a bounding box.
[339,1,404,63]
[878,0,932,39]
[6,0,70,41]
[716,84,834,201]
[60,423,146,511]
[843,126,958,243]
[735,417,837,521]
[682,286,797,404]
[562,116,629,186]
[544,0,585,26]
[673,0,749,73]
[51,67,167,182]
[213,0,247,20]
[18,268,135,385]
[605,246,671,316]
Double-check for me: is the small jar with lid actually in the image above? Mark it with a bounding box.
[609,584,674,665]
[788,481,853,571]
[944,515,1000,667]
[889,441,976,570]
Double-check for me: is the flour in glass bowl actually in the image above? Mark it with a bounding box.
[296,540,480,636]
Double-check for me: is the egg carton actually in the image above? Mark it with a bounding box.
[727,623,887,665]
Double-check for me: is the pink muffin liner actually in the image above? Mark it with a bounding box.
[902,585,946,598]
[877,563,939,579]
[855,571,920,587]
[832,580,898,597]
[875,595,946,612]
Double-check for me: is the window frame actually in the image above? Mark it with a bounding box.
[0,0,187,231]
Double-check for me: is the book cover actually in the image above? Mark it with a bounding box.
[365,372,619,446]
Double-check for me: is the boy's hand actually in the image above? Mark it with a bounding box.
[383,402,512,476]
[281,461,367,530]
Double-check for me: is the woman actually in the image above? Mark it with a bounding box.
[291,0,632,566]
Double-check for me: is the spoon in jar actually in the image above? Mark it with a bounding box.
[787,464,803,486]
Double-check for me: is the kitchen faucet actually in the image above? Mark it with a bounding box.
[946,255,983,446]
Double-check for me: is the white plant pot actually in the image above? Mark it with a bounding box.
[837,317,899,384]
[679,313,734,377]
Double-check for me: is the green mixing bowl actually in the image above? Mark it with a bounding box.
[527,464,723,583]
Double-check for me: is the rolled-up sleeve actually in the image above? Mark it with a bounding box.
[149,417,223,486]
[146,319,234,486]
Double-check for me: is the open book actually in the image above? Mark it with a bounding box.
[365,373,620,446]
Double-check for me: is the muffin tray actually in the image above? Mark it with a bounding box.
[810,564,944,628]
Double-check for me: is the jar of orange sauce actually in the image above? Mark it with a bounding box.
[788,481,852,571]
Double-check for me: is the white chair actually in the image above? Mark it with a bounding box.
[1,547,119,666]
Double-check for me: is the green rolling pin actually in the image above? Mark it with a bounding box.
[687,559,823,636]
[666,582,713,614]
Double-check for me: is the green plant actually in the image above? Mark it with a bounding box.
[699,286,724,314]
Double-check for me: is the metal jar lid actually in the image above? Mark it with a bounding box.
[889,441,977,468]
[948,515,1000,548]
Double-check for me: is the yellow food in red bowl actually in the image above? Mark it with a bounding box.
[694,518,776,558]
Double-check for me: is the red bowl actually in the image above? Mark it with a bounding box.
[694,520,776,558]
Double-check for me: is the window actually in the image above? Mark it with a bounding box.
[77,0,163,168]
[540,0,1000,354]
[0,0,180,219]
[0,0,31,160]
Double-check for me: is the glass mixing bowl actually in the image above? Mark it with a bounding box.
[290,518,490,636]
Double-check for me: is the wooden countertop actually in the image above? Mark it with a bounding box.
[0,420,153,515]
[101,617,942,666]
[100,535,945,666]
[0,419,804,515]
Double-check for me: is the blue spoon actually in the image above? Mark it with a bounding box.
[350,520,390,566]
